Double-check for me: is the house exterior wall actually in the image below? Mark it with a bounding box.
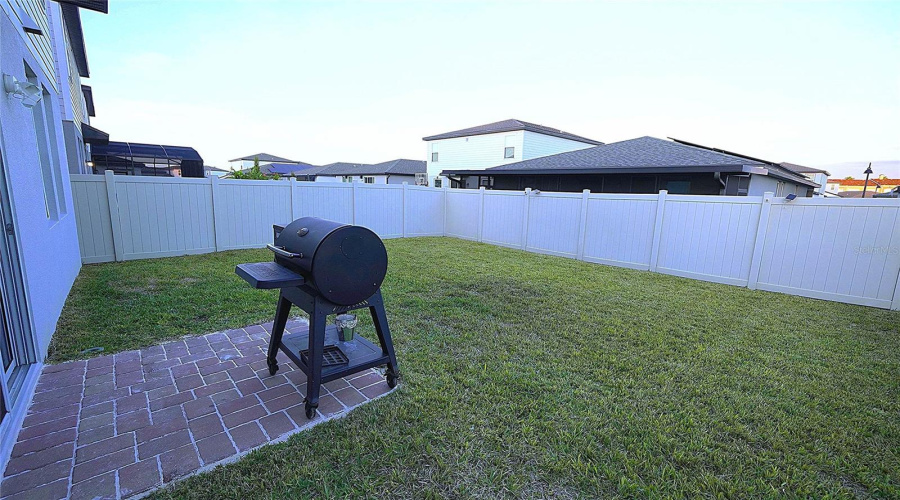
[748,175,811,198]
[520,130,595,160]
[314,174,399,184]
[426,130,599,188]
[2,0,56,90]
[1,0,81,358]
[0,0,84,468]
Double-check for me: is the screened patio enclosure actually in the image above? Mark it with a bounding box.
[90,141,205,177]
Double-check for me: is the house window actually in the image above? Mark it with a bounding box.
[775,181,785,197]
[342,176,353,182]
[28,72,63,220]
[504,147,514,159]
[363,176,375,184]
[415,173,428,186]
[431,152,438,162]
[434,178,442,188]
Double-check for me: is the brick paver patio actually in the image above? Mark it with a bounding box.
[0,320,396,500]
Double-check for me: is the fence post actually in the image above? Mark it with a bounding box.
[104,170,124,261]
[351,180,357,225]
[289,177,299,220]
[210,175,225,252]
[442,184,449,237]
[747,191,774,290]
[521,188,531,250]
[401,182,408,238]
[649,190,667,272]
[576,189,590,261]
[478,187,486,242]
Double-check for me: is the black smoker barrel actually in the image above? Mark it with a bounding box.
[236,217,399,419]
[269,218,388,306]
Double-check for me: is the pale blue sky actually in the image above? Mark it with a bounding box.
[82,1,900,177]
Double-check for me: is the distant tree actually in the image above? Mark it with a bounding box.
[844,176,854,180]
[230,156,279,180]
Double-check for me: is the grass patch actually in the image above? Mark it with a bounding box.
[54,238,899,498]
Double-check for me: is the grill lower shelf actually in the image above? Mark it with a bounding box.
[279,324,387,382]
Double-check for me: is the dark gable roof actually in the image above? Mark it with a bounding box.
[422,119,603,146]
[441,136,819,188]
[780,162,830,176]
[485,136,758,171]
[317,159,425,176]
[60,4,89,77]
[668,138,819,187]
[229,153,299,163]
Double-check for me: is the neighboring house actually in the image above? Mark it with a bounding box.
[204,165,228,177]
[827,176,900,197]
[441,136,819,196]
[780,163,830,196]
[422,119,602,188]
[228,153,302,172]
[0,0,107,468]
[313,159,426,185]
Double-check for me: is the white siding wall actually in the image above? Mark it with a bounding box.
[315,175,388,184]
[521,130,596,160]
[2,0,57,90]
[426,131,525,185]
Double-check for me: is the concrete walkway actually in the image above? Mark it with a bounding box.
[0,320,395,499]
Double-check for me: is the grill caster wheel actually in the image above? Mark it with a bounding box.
[305,402,317,419]
[386,371,398,388]
[267,361,279,376]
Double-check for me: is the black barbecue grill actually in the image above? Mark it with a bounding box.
[235,217,399,419]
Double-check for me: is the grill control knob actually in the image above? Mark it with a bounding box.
[297,227,309,237]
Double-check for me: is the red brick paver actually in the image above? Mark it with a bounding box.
[0,320,397,499]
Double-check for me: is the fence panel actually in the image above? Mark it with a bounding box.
[445,190,480,241]
[293,183,353,224]
[405,186,444,236]
[655,195,762,286]
[354,184,404,239]
[114,177,216,260]
[756,198,900,308]
[582,195,658,270]
[525,193,582,258]
[69,176,900,310]
[481,191,527,248]
[70,175,115,263]
[215,180,292,250]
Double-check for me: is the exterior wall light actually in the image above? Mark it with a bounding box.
[3,74,42,108]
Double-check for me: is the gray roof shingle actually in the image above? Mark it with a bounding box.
[229,153,299,163]
[317,159,425,176]
[442,136,818,188]
[422,119,603,145]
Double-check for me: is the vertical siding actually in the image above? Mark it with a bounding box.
[445,190,480,240]
[582,195,657,269]
[294,183,353,224]
[114,177,216,258]
[354,184,403,239]
[70,175,113,263]
[405,186,444,236]
[655,196,762,285]
[525,193,582,258]
[68,177,900,309]
[481,191,526,248]
[756,199,900,308]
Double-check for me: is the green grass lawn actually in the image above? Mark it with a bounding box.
[53,238,899,498]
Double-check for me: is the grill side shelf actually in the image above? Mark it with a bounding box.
[235,262,306,289]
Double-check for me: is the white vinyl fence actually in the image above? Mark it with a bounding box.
[71,173,900,310]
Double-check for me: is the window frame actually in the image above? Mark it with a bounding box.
[363,176,375,184]
[504,147,514,159]
[431,152,438,162]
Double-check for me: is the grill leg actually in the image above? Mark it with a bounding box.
[368,290,399,388]
[304,299,327,419]
[267,293,291,376]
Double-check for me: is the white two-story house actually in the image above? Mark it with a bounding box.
[422,119,603,188]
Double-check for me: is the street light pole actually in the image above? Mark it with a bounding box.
[862,163,873,198]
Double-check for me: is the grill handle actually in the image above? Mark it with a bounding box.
[266,244,303,259]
